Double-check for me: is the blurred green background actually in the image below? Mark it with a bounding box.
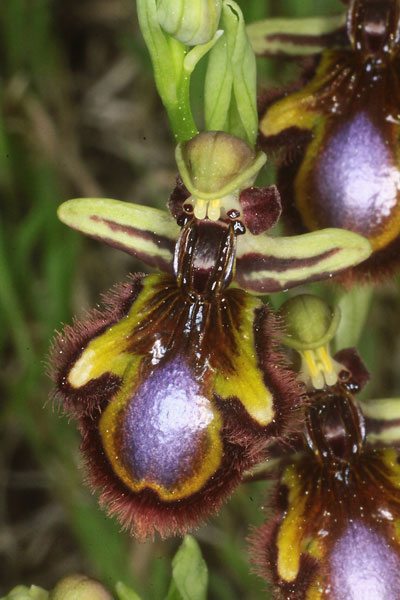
[2,0,400,598]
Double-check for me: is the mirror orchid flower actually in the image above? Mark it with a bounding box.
[252,294,400,598]
[253,0,400,281]
[51,132,371,538]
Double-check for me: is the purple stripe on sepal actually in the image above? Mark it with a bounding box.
[235,249,338,292]
[365,417,400,436]
[264,28,347,53]
[89,215,176,272]
[238,248,338,273]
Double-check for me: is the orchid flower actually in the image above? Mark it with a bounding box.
[251,0,400,281]
[51,132,371,538]
[252,294,400,598]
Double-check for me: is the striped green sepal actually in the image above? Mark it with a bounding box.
[235,228,372,294]
[360,398,400,446]
[247,13,346,57]
[58,198,179,272]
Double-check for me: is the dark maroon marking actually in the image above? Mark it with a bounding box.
[334,348,370,392]
[168,176,191,221]
[263,28,348,54]
[235,270,336,293]
[237,248,338,273]
[90,215,176,253]
[88,234,174,273]
[364,417,400,436]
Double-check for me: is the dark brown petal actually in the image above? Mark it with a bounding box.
[239,185,282,235]
[167,176,191,222]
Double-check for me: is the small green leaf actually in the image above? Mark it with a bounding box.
[247,13,346,57]
[115,582,142,600]
[184,30,223,74]
[165,536,208,600]
[205,0,258,147]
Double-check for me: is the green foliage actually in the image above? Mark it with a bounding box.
[165,537,208,600]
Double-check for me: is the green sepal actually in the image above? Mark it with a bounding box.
[235,228,372,293]
[184,30,224,74]
[205,0,258,147]
[57,198,179,272]
[165,536,208,600]
[360,398,400,446]
[247,13,346,57]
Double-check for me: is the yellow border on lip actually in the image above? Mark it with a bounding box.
[99,358,224,502]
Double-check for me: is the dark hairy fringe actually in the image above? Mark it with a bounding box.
[48,273,145,418]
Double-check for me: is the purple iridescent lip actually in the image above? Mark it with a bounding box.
[121,356,214,489]
[330,520,400,599]
[313,111,400,235]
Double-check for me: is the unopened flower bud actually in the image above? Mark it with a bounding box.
[176,131,266,199]
[157,0,222,46]
[280,294,339,351]
[49,575,112,600]
[280,294,342,390]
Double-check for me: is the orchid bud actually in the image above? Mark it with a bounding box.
[176,131,266,199]
[49,576,112,600]
[157,0,222,46]
[280,294,342,390]
[280,294,340,352]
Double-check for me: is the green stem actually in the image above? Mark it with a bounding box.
[137,0,198,142]
[166,73,198,141]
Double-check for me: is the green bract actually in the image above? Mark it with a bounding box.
[205,0,258,146]
[157,0,222,46]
